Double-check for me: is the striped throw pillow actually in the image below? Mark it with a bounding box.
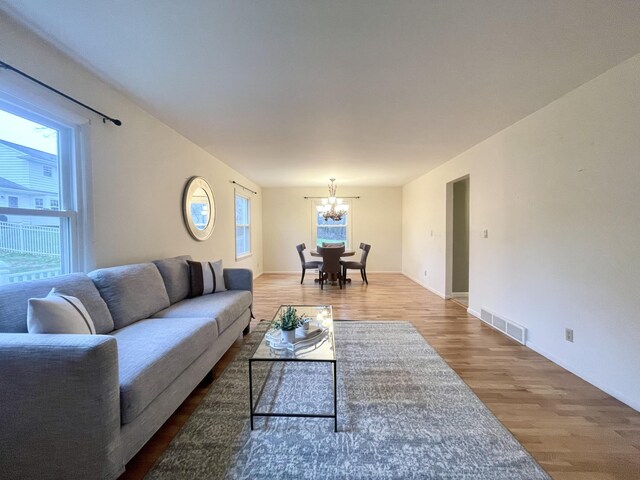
[188,259,227,297]
[27,288,96,334]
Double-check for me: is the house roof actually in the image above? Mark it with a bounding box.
[0,176,30,191]
[0,139,57,163]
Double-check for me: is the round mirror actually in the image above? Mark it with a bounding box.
[183,177,215,240]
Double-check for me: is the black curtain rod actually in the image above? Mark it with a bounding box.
[0,60,122,126]
[231,180,257,195]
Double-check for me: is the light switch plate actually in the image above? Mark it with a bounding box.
[565,328,574,342]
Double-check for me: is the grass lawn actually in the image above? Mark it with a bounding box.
[0,251,61,274]
[316,237,347,246]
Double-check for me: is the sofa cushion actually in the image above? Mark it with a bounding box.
[89,263,170,330]
[155,290,252,335]
[187,259,226,297]
[27,289,97,334]
[152,255,192,304]
[0,273,114,333]
[112,316,217,424]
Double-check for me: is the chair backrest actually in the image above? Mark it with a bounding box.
[295,243,307,265]
[322,242,345,247]
[359,242,371,266]
[317,245,344,273]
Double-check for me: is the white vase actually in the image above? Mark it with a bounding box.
[281,329,296,344]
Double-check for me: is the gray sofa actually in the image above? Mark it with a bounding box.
[0,255,253,479]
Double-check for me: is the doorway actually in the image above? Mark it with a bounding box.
[446,176,470,306]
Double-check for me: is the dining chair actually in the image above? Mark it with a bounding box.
[317,245,345,290]
[296,243,322,284]
[341,242,371,284]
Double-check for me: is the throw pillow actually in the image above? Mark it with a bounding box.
[27,288,96,334]
[188,259,227,298]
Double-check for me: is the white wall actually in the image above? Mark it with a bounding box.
[263,186,402,273]
[403,54,640,411]
[0,12,263,275]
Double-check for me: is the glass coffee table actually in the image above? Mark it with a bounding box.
[249,305,337,432]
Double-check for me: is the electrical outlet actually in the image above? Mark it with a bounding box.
[424,270,427,277]
[565,328,574,343]
[483,229,489,238]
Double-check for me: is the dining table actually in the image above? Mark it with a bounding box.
[310,249,356,284]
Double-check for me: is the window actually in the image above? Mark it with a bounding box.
[234,192,251,258]
[313,200,352,248]
[0,100,82,285]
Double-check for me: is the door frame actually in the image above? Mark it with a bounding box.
[445,174,470,299]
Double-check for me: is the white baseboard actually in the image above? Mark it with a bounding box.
[253,271,263,280]
[467,307,481,318]
[526,341,640,413]
[402,272,448,299]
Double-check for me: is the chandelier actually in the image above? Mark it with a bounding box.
[316,178,349,221]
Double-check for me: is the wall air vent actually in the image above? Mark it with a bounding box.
[506,322,526,344]
[478,307,527,345]
[492,315,507,331]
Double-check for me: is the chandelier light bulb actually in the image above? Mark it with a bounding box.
[317,178,348,221]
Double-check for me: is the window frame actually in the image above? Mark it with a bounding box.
[0,98,86,277]
[311,199,352,249]
[234,190,252,260]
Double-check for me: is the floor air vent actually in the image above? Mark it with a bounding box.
[478,308,526,345]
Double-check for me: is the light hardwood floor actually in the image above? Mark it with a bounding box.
[123,273,640,480]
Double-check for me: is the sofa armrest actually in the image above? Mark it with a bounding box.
[0,334,123,479]
[223,268,253,293]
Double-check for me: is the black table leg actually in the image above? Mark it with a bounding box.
[249,360,254,430]
[333,361,338,432]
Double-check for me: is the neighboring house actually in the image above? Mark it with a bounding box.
[0,139,59,226]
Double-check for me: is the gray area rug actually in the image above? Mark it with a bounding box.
[147,321,550,479]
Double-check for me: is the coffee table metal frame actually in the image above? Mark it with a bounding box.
[249,305,337,432]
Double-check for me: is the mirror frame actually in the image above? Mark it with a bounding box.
[183,176,216,241]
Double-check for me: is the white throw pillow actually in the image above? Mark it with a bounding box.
[27,288,97,334]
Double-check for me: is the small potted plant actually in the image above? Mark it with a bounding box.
[273,306,304,344]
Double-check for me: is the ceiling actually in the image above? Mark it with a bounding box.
[2,1,640,187]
